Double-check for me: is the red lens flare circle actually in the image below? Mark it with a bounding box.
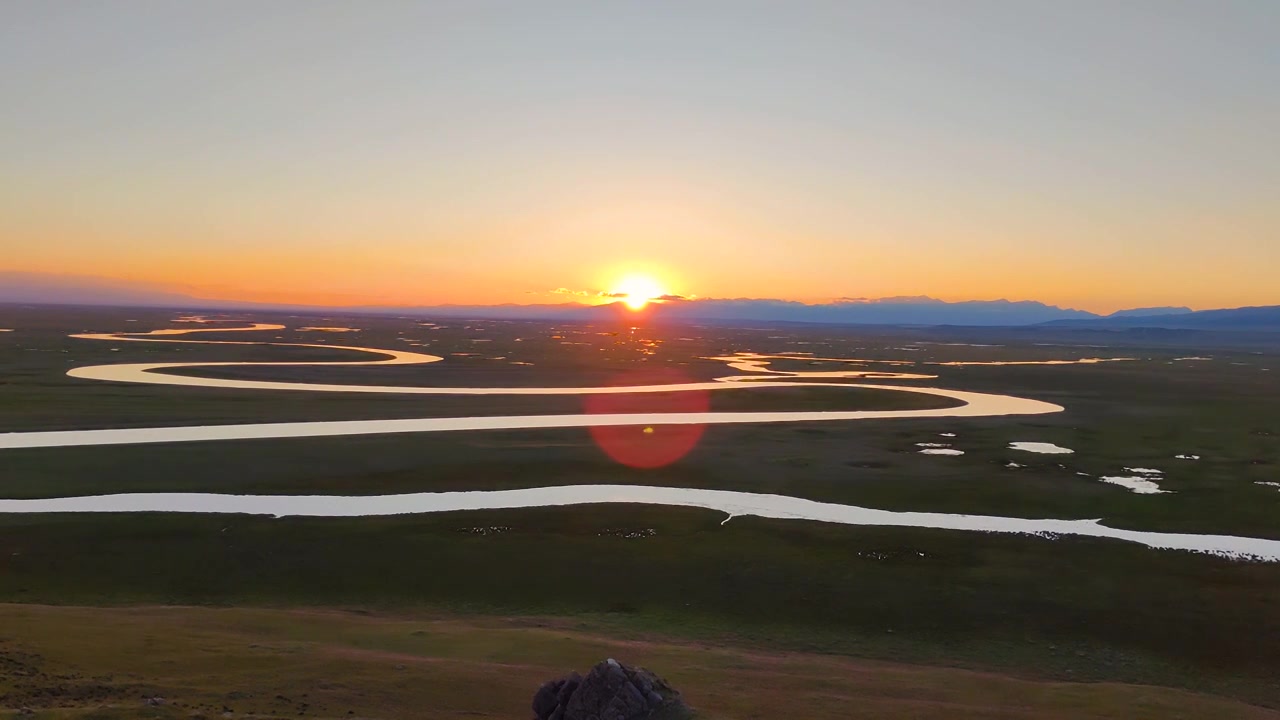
[583,369,710,469]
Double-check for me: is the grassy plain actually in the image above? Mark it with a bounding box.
[0,304,1278,715]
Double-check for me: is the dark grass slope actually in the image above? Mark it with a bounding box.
[2,507,1280,706]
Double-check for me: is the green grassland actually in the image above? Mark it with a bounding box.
[3,506,1280,707]
[0,304,1278,713]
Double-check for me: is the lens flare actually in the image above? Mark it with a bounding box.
[582,368,709,468]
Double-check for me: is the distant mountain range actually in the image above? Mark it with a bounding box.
[1042,305,1280,331]
[1104,306,1194,318]
[385,296,1113,326]
[0,272,203,308]
[2,271,1277,330]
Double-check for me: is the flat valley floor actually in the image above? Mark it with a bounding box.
[1,304,1278,718]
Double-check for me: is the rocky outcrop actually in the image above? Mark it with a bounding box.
[532,658,692,720]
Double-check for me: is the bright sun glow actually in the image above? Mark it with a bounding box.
[610,275,666,310]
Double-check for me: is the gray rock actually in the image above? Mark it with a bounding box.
[603,678,648,718]
[531,660,691,720]
[533,680,564,718]
[556,672,582,706]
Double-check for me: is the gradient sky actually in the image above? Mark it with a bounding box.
[3,1,1277,312]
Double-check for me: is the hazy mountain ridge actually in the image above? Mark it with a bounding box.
[1043,305,1280,331]
[626,297,1099,326]
[1105,306,1193,318]
[2,272,1275,329]
[0,272,200,308]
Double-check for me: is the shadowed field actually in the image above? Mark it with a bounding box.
[3,507,1280,707]
[3,604,1278,720]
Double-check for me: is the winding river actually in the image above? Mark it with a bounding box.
[1,485,1277,560]
[2,323,1062,449]
[3,321,1277,562]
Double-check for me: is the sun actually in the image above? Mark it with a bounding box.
[610,274,666,310]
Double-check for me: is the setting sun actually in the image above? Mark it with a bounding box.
[610,274,666,310]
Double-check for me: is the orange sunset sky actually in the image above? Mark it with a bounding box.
[3,3,1276,314]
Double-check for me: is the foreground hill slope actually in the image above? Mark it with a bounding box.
[2,604,1277,720]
